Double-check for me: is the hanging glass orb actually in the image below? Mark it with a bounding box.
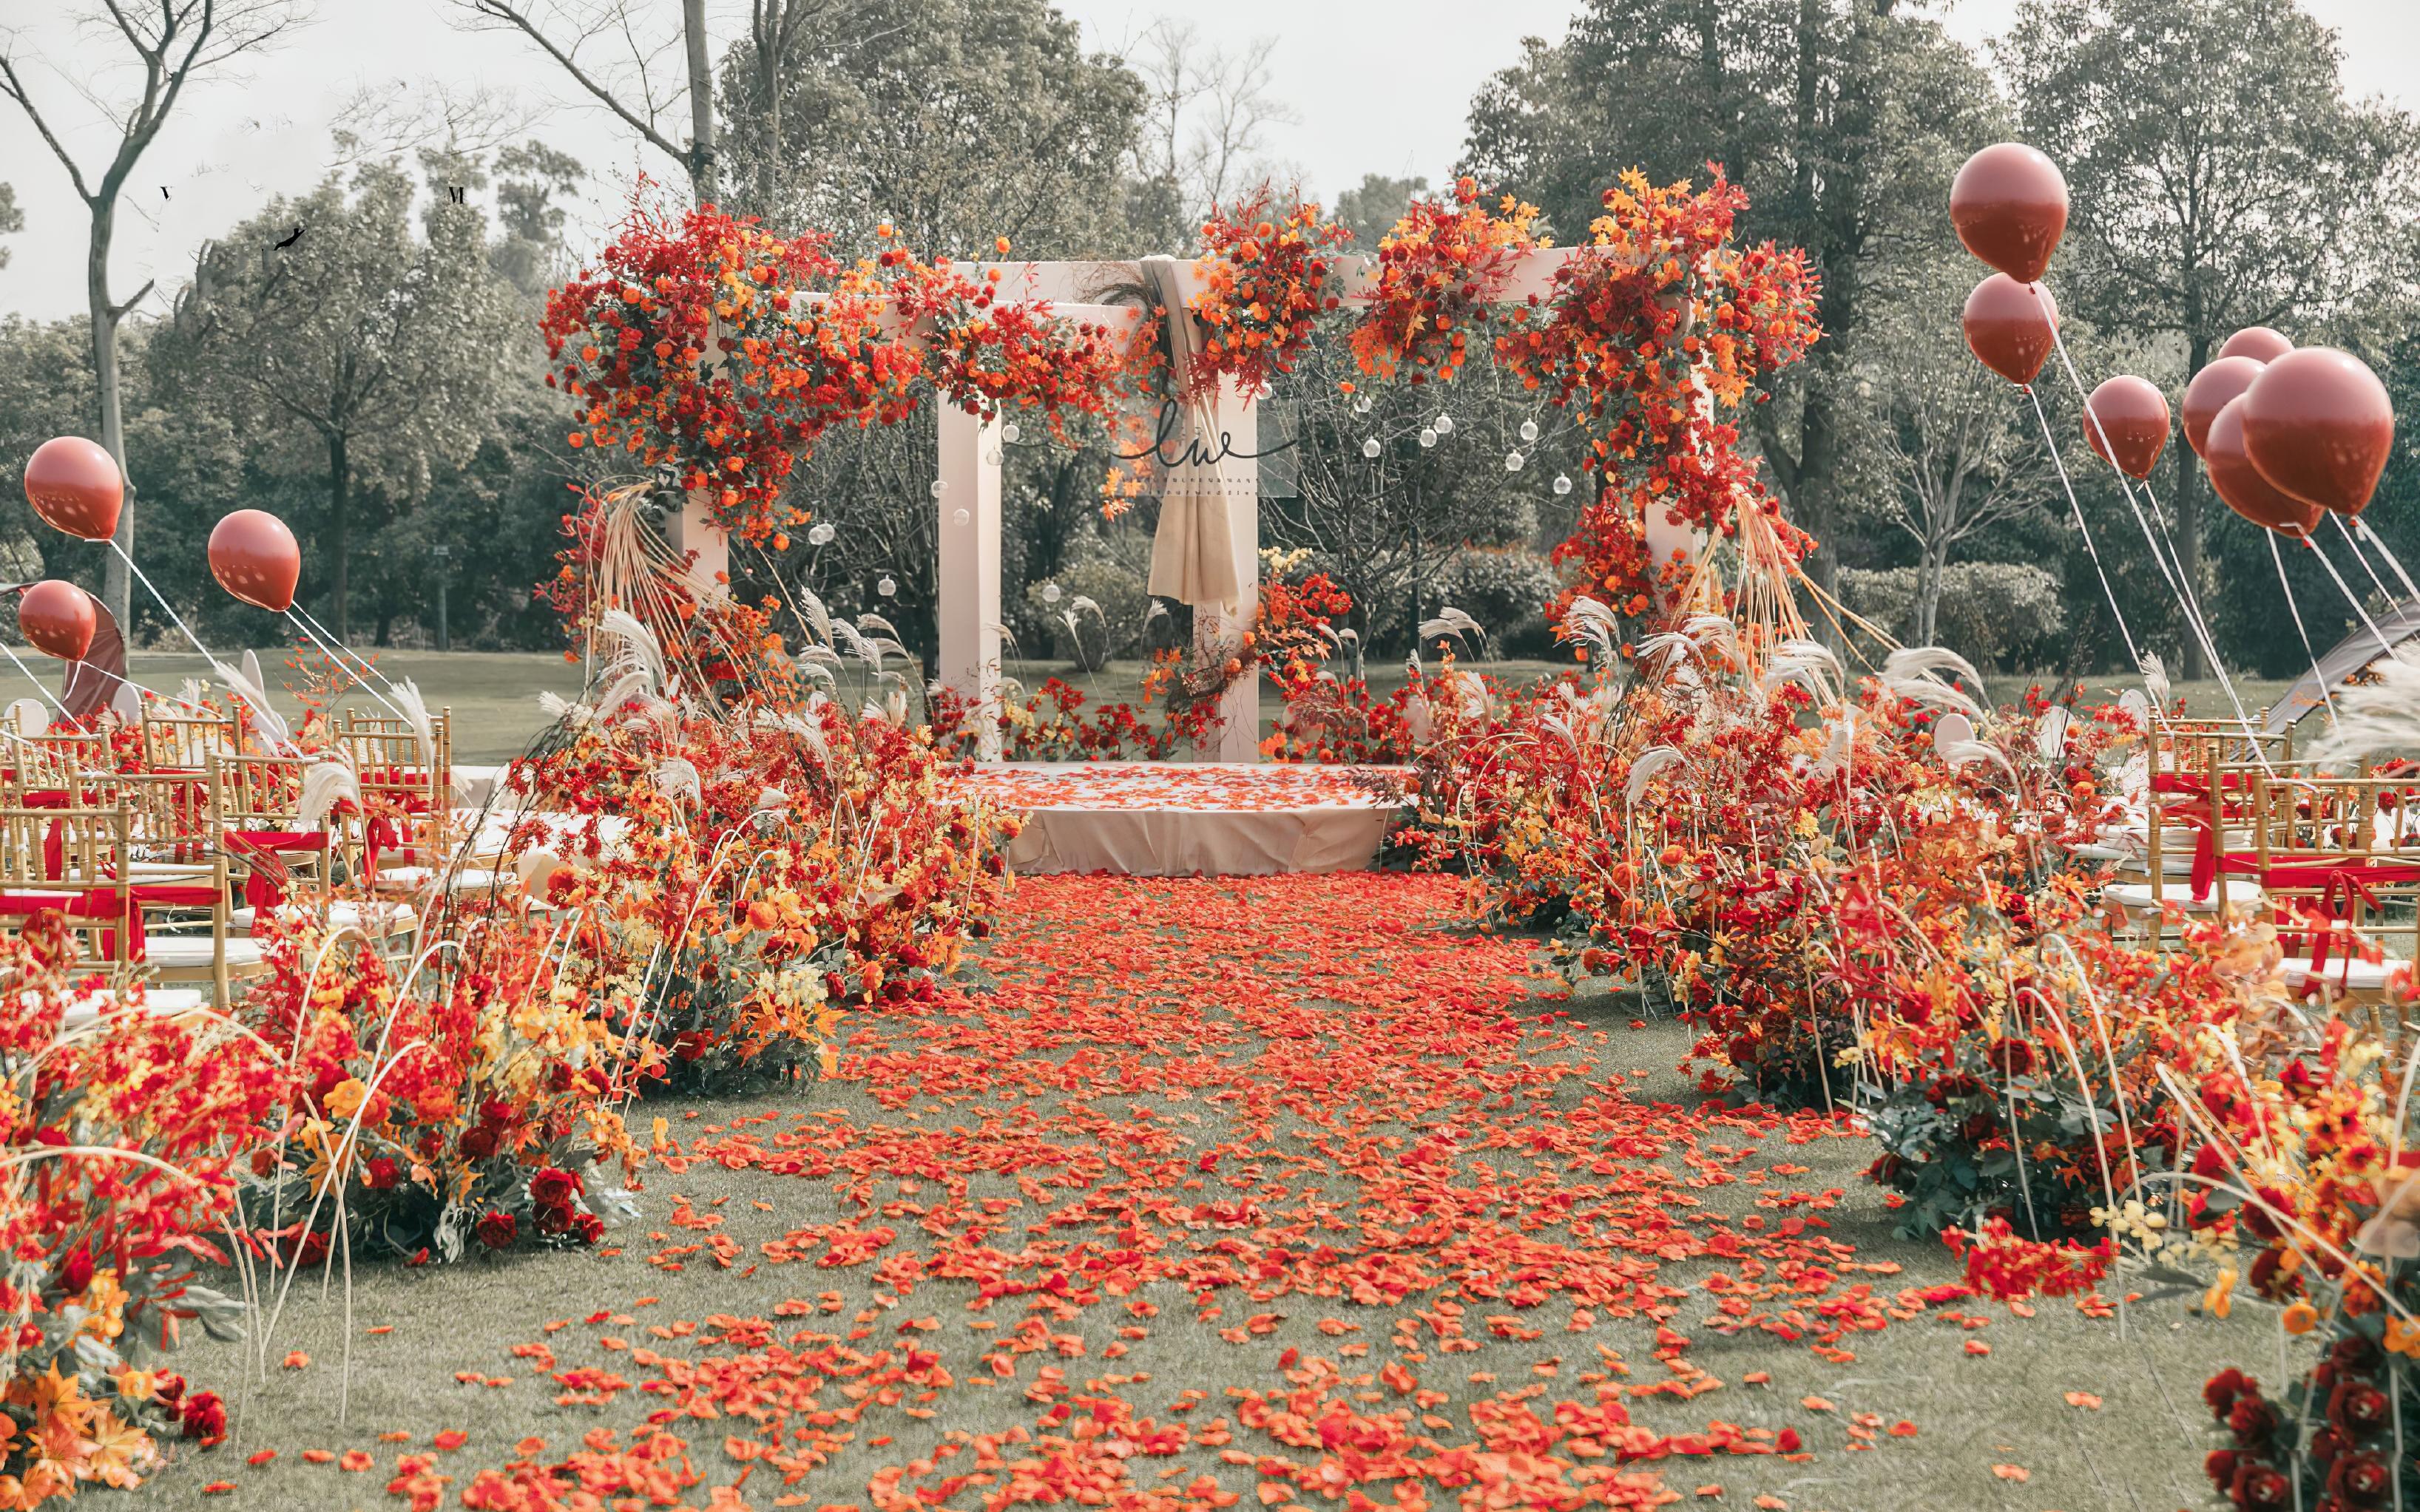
[1418,428,1438,448]
[1353,395,1373,415]
[1519,419,1539,443]
[1362,437,1382,458]
[808,522,836,546]
[929,479,947,498]
[1001,420,1022,444]
[1552,474,1574,496]
[1504,451,1524,472]
[1433,413,1454,436]
[983,446,1003,466]
[876,576,897,597]
[1042,583,1062,604]
[952,508,971,526]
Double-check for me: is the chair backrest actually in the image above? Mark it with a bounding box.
[0,732,107,799]
[141,709,237,773]
[0,804,134,966]
[208,752,311,832]
[117,771,214,865]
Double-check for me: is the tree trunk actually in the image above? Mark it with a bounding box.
[87,203,132,631]
[2174,333,2210,678]
[1916,540,1946,646]
[683,0,717,204]
[331,430,351,640]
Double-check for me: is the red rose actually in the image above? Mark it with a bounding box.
[365,1157,401,1190]
[459,1127,498,1162]
[530,1167,583,1210]
[2328,1380,2390,1433]
[476,1211,518,1250]
[2229,1393,2280,1446]
[56,1245,93,1297]
[2329,1451,2391,1508]
[1986,1038,2035,1077]
[573,1213,606,1245]
[2206,1450,2240,1489]
[2205,1368,2253,1420]
[2230,1463,2291,1510]
[180,1390,228,1445]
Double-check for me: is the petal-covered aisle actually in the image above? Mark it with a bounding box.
[152,875,2251,1511]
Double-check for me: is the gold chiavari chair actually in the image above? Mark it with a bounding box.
[0,731,107,806]
[0,803,137,981]
[342,711,493,898]
[140,707,238,773]
[207,751,413,945]
[2242,768,2420,1009]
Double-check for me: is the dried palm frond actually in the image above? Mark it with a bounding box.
[1881,645,1984,699]
[1625,745,1686,807]
[2140,651,2171,711]
[2308,648,2420,765]
[297,759,359,830]
[392,678,436,765]
[211,657,291,748]
[856,611,902,641]
[792,584,835,648]
[1419,606,1487,654]
[1558,597,1620,661]
[1883,674,1984,725]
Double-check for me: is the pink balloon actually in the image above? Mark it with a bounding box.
[2083,376,2170,480]
[208,509,302,612]
[2217,327,2293,365]
[1949,144,2069,285]
[17,581,95,661]
[2182,356,2265,458]
[2207,396,2323,537]
[2242,348,2396,516]
[22,437,123,542]
[1961,274,2060,385]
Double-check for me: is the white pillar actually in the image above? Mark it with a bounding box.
[936,403,1004,759]
[1193,379,1260,762]
[672,490,731,593]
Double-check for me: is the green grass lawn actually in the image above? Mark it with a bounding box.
[131,914,2267,1512]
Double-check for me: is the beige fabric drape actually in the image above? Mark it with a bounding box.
[1140,255,1246,611]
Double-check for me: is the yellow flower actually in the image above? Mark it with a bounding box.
[2203,1264,2238,1320]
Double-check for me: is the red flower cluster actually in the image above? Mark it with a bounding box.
[1349,177,1541,384]
[1186,189,1351,399]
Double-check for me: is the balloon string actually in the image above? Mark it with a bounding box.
[2270,530,2337,730]
[2331,512,2400,608]
[2357,517,2420,604]
[2040,305,2271,770]
[2305,532,2399,661]
[0,643,75,722]
[2021,384,2164,733]
[283,611,412,725]
[106,540,213,661]
[287,603,401,696]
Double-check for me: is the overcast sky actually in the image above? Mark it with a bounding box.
[1,0,2414,323]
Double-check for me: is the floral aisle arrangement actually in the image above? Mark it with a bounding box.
[1348,177,1541,384]
[0,918,280,1505]
[1183,189,1353,399]
[1495,169,1820,620]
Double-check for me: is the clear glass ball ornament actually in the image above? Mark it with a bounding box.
[1433,413,1454,436]
[1552,474,1574,496]
[1504,451,1524,472]
[1353,395,1373,415]
[1042,583,1062,604]
[1419,428,1438,448]
[876,576,896,597]
[1519,419,1539,443]
[1362,437,1382,458]
[808,523,836,546]
[930,480,947,498]
[1001,420,1022,444]
[952,508,971,526]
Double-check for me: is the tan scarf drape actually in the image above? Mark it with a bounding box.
[1140,255,1246,611]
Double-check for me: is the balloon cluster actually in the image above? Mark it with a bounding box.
[1950,143,2395,537]
[16,435,306,688]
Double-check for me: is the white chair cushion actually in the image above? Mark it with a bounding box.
[232,901,417,936]
[56,988,207,1031]
[2104,879,2267,913]
[143,935,265,969]
[2282,956,2399,991]
[373,867,506,894]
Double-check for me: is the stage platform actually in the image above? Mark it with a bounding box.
[964,762,1411,876]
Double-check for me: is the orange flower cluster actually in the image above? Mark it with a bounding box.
[880,238,1151,434]
[1349,177,1541,384]
[0,917,284,1506]
[1185,189,1351,399]
[541,194,904,543]
[1495,169,1820,618]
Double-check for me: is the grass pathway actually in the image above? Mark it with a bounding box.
[146,874,2257,1510]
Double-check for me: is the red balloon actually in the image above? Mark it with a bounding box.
[1950,143,2069,285]
[1961,274,2060,385]
[18,580,95,662]
[2083,376,2171,479]
[207,509,301,612]
[2242,346,2396,516]
[2182,356,2265,458]
[2206,396,2323,537]
[21,436,123,542]
[2218,326,2293,365]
